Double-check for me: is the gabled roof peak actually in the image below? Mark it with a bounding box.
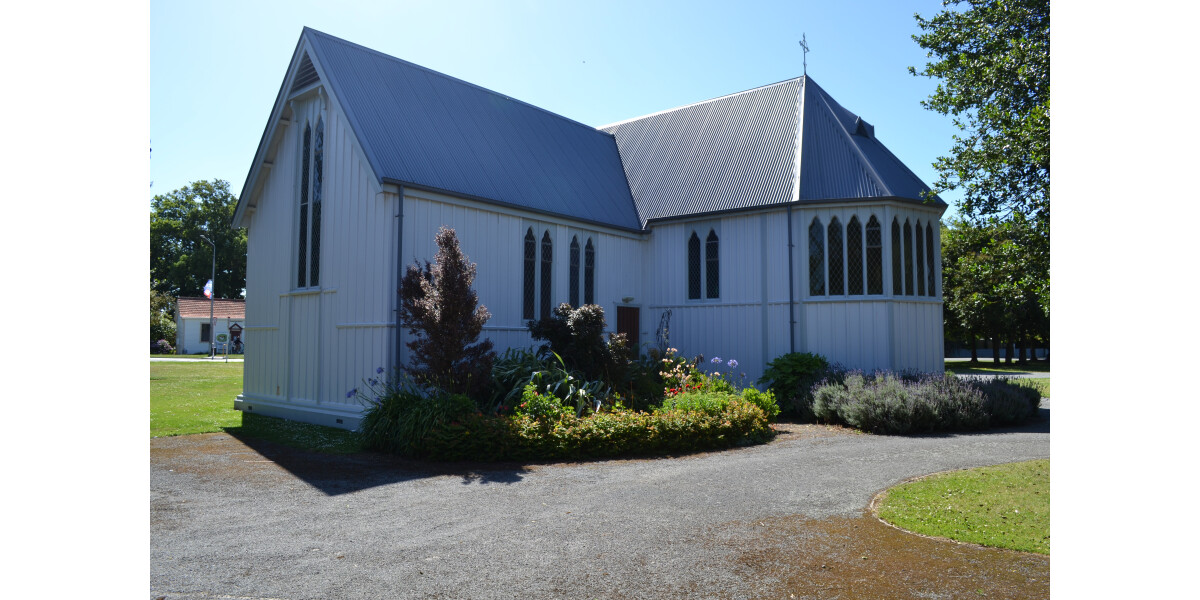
[301,28,605,137]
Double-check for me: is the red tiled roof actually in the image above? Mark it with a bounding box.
[177,297,246,319]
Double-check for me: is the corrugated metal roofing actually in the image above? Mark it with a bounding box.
[601,76,942,224]
[601,80,801,224]
[245,30,941,231]
[303,28,642,230]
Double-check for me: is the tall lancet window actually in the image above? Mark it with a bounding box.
[540,231,553,319]
[297,123,312,288]
[310,117,324,286]
[584,238,595,305]
[809,218,825,296]
[687,231,702,300]
[569,236,580,307]
[523,228,536,319]
[866,216,883,295]
[827,217,844,296]
[891,218,903,295]
[903,219,915,296]
[847,216,863,295]
[705,229,720,298]
[915,220,925,296]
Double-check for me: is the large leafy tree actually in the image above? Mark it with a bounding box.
[942,217,1048,363]
[150,180,247,299]
[910,0,1050,227]
[913,0,1050,360]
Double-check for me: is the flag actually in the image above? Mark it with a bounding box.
[203,279,213,299]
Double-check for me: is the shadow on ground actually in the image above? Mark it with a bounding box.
[199,431,536,496]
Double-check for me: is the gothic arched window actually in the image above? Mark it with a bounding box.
[705,229,720,299]
[828,217,844,296]
[809,218,825,296]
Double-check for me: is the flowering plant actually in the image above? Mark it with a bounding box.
[659,348,698,398]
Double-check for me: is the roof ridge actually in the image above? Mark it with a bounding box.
[304,27,617,141]
[802,77,893,197]
[599,76,803,130]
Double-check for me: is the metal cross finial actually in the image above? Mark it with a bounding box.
[799,33,809,76]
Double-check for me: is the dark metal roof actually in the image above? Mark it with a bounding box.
[601,76,942,224]
[303,28,642,230]
[241,30,940,232]
[601,79,802,224]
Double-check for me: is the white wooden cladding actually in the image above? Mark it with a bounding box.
[644,204,944,382]
[240,91,944,417]
[242,90,395,410]
[398,191,645,370]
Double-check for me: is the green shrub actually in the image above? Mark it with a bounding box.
[811,372,989,434]
[490,347,550,410]
[740,387,780,421]
[514,382,571,421]
[657,390,732,416]
[974,377,1041,426]
[410,399,775,461]
[528,303,630,389]
[759,352,831,420]
[357,378,476,455]
[527,353,612,417]
[620,350,669,411]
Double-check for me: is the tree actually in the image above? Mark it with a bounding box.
[913,1,1050,360]
[399,226,495,399]
[150,180,247,299]
[942,217,1048,364]
[910,0,1050,228]
[150,289,176,346]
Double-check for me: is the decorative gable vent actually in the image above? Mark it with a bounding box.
[291,53,320,92]
[853,116,874,138]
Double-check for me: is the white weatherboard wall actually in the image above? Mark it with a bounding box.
[397,189,647,370]
[237,85,398,429]
[796,201,945,374]
[643,210,794,384]
[643,201,945,383]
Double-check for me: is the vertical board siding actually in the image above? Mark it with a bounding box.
[243,93,946,419]
[243,90,394,408]
[398,192,647,369]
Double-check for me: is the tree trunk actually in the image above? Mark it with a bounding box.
[1018,336,1028,364]
[992,335,1001,364]
[1005,340,1014,364]
[969,337,979,363]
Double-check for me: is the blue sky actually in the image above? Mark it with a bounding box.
[150,0,965,219]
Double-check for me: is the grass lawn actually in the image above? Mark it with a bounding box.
[875,459,1049,554]
[944,360,1050,398]
[945,359,1049,374]
[150,361,360,453]
[1013,378,1050,398]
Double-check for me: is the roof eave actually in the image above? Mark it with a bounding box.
[644,195,946,226]
[233,30,316,229]
[385,178,646,234]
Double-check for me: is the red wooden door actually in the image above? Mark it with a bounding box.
[616,306,639,347]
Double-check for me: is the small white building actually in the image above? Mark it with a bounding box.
[231,28,946,429]
[175,297,245,355]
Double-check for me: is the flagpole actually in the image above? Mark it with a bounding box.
[200,235,216,358]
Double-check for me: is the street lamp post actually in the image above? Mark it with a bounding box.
[200,234,216,358]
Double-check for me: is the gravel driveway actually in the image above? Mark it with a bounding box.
[151,409,1050,599]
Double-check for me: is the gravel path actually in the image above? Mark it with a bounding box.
[151,410,1050,599]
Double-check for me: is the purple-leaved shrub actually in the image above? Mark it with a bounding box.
[400,226,496,400]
